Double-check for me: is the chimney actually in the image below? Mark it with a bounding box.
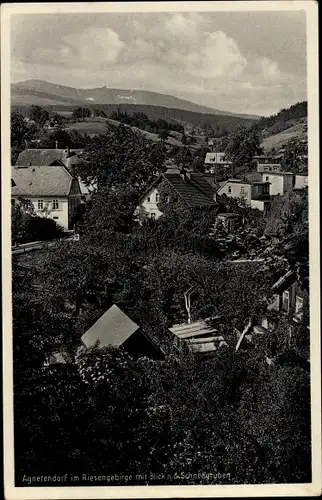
[55,140,58,149]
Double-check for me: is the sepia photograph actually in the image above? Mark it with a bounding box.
[2,1,321,498]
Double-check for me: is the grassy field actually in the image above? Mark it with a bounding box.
[66,119,183,146]
[261,121,307,151]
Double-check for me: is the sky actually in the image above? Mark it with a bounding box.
[10,10,307,116]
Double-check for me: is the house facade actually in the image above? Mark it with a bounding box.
[294,173,309,190]
[11,165,82,230]
[261,172,294,195]
[138,171,217,220]
[257,270,309,339]
[217,178,270,213]
[204,152,232,173]
[254,155,283,173]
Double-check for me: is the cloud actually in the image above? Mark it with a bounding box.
[10,11,307,115]
[257,56,282,81]
[33,27,125,69]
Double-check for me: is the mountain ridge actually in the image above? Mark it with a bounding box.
[11,79,261,120]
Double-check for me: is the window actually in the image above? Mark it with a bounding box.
[228,186,232,194]
[265,176,269,181]
[53,216,59,220]
[155,192,159,203]
[52,199,59,210]
[240,186,245,194]
[282,291,290,312]
[11,199,15,207]
[147,196,151,203]
[37,199,44,210]
[264,166,269,171]
[295,296,304,319]
[150,212,156,220]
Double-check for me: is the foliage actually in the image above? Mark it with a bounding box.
[72,107,91,121]
[280,137,308,173]
[74,125,166,189]
[11,111,31,163]
[110,110,184,135]
[158,128,169,141]
[37,128,90,149]
[225,127,262,175]
[29,105,49,126]
[12,107,311,486]
[12,199,64,244]
[252,101,307,135]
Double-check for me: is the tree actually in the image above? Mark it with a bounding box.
[280,137,308,173]
[191,156,205,173]
[12,198,64,244]
[11,111,31,163]
[158,129,169,141]
[74,125,166,190]
[225,127,262,177]
[72,107,91,122]
[37,128,90,149]
[175,146,192,170]
[29,105,49,126]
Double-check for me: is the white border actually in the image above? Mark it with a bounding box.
[2,2,321,499]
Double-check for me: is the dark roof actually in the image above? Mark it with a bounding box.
[11,165,74,196]
[162,173,216,207]
[217,212,240,218]
[81,304,140,349]
[15,149,82,167]
[254,155,283,160]
[271,270,296,294]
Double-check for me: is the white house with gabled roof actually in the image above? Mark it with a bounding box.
[11,165,83,230]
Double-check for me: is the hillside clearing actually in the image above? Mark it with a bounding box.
[261,121,307,151]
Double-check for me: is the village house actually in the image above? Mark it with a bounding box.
[11,165,83,230]
[138,170,217,220]
[204,152,232,173]
[216,178,271,213]
[81,304,164,360]
[254,269,309,341]
[254,154,283,173]
[294,173,309,190]
[15,146,95,197]
[261,171,295,195]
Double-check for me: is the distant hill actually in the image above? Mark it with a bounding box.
[13,102,257,135]
[11,79,260,120]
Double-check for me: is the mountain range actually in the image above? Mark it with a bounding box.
[11,79,261,120]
